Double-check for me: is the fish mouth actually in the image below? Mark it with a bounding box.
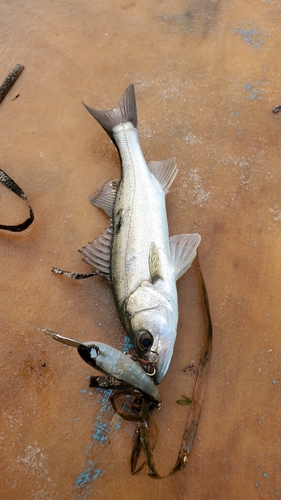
[130,344,169,384]
[134,354,166,384]
[133,334,173,385]
[153,341,173,385]
[131,349,159,378]
[154,363,168,385]
[142,360,157,377]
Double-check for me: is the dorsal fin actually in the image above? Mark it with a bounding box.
[82,85,138,143]
[89,179,119,217]
[148,242,163,283]
[169,233,201,280]
[148,158,178,194]
[79,221,113,281]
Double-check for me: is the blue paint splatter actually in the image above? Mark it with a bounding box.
[93,422,108,442]
[93,469,102,480]
[75,335,132,496]
[75,389,115,496]
[230,24,263,50]
[80,389,87,394]
[255,481,261,492]
[76,467,91,488]
[75,462,104,499]
[122,335,133,354]
[244,80,263,101]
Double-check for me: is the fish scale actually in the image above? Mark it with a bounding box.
[112,124,171,302]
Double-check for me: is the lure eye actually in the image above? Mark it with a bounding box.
[136,331,153,351]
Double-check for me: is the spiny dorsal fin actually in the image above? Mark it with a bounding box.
[169,233,201,280]
[149,242,163,283]
[89,179,119,217]
[148,158,178,194]
[82,84,138,142]
[79,221,113,281]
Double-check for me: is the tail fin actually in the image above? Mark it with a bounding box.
[82,84,138,142]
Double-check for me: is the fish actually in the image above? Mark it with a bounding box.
[80,84,201,384]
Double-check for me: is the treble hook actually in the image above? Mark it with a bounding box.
[129,350,159,377]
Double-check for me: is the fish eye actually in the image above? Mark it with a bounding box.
[137,331,153,351]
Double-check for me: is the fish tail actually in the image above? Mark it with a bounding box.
[82,84,138,142]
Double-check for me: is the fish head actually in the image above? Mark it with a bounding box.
[127,282,178,385]
[131,306,177,384]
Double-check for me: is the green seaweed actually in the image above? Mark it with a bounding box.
[176,395,192,406]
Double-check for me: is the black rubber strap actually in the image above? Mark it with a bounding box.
[0,169,34,232]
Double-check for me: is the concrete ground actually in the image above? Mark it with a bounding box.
[1,1,281,498]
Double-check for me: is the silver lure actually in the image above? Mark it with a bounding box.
[44,330,161,402]
[79,85,201,384]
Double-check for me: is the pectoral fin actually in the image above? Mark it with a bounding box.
[169,233,201,280]
[89,179,119,217]
[149,242,163,283]
[148,158,178,194]
[79,221,113,281]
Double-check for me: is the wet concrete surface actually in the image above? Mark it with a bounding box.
[1,0,281,498]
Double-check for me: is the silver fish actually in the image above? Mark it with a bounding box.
[81,85,200,383]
